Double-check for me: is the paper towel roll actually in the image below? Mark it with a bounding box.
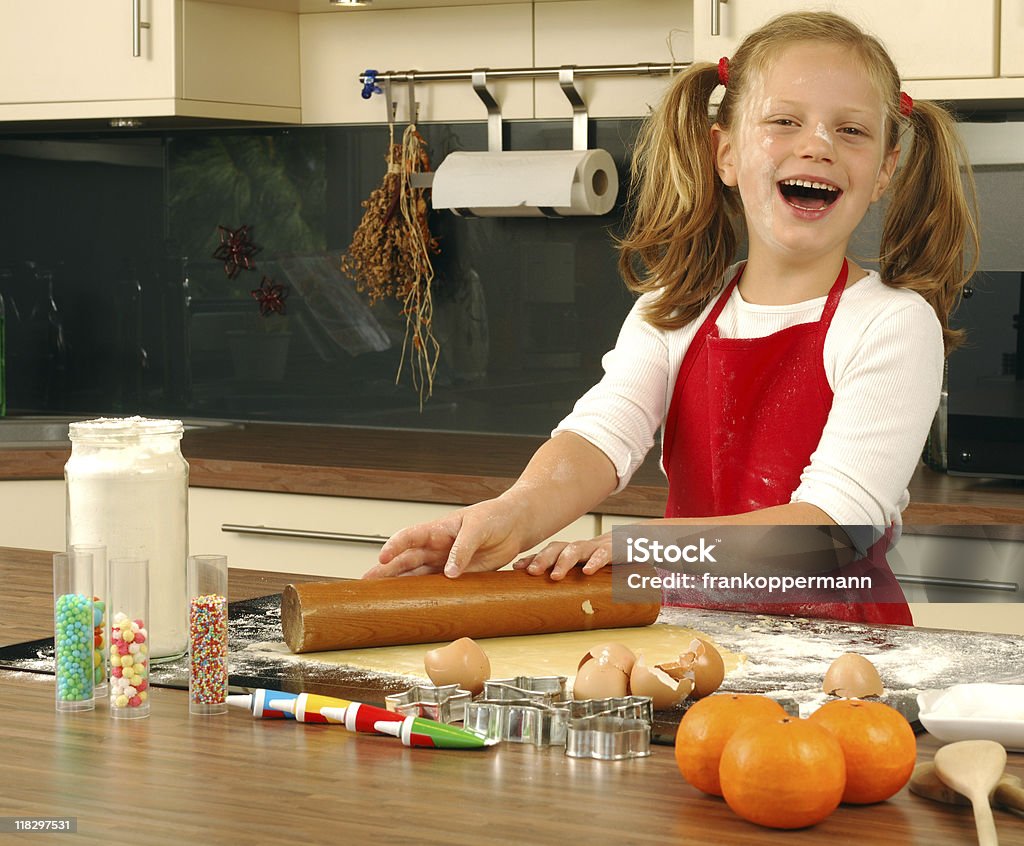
[431,149,618,218]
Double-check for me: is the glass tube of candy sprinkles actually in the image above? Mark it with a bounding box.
[71,543,107,699]
[187,555,229,716]
[108,558,151,720]
[53,550,95,712]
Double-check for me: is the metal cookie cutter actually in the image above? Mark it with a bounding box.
[566,715,651,760]
[565,696,654,760]
[569,695,654,723]
[483,675,569,704]
[464,698,570,747]
[384,684,472,724]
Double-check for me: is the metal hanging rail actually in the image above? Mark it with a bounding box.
[358,62,682,86]
[360,62,686,153]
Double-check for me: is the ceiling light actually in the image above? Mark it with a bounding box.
[330,0,372,6]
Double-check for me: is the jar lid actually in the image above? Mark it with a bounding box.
[69,416,184,440]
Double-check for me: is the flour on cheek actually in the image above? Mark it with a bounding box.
[735,88,783,249]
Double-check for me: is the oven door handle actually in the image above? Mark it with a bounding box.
[221,523,390,545]
[893,573,1019,593]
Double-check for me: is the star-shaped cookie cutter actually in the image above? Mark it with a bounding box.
[565,715,651,760]
[384,683,473,724]
[569,695,654,722]
[483,675,569,704]
[565,695,654,760]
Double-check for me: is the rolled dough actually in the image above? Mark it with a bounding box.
[247,622,744,684]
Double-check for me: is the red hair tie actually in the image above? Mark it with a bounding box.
[899,91,913,117]
[717,56,729,87]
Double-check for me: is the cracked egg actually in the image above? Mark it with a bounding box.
[823,652,884,698]
[423,637,491,696]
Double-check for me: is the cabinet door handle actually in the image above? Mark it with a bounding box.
[132,0,151,58]
[711,0,729,37]
[893,573,1019,593]
[221,523,391,545]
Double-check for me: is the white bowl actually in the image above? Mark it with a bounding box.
[917,684,1024,752]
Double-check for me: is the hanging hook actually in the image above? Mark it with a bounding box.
[559,66,589,151]
[406,72,420,125]
[471,69,503,152]
[383,76,397,127]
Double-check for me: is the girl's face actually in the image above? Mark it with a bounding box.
[712,42,899,264]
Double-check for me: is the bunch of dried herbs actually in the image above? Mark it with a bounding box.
[341,124,440,407]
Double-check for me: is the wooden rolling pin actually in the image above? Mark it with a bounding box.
[281,567,662,653]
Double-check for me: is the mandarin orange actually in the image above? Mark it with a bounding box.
[719,716,847,829]
[807,699,917,804]
[673,693,787,796]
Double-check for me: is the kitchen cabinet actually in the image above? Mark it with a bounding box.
[693,1,997,80]
[302,0,689,124]
[189,486,599,579]
[300,0,1024,129]
[533,0,691,119]
[1002,1,1024,77]
[0,479,64,552]
[692,0,1024,104]
[0,0,300,124]
[299,4,534,125]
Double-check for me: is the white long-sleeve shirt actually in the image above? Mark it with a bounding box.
[553,265,944,530]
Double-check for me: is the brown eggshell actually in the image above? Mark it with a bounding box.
[577,642,636,674]
[681,638,726,699]
[423,637,491,696]
[822,652,884,698]
[629,652,693,710]
[573,656,630,700]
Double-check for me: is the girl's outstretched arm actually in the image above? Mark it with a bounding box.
[362,432,618,579]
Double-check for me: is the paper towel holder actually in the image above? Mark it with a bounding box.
[360,62,684,214]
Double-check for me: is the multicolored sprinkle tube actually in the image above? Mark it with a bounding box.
[53,550,95,713]
[189,593,228,712]
[108,558,151,720]
[188,555,229,715]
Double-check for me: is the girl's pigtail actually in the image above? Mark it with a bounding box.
[880,101,980,354]
[617,63,738,329]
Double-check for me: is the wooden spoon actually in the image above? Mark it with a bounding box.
[933,740,1008,846]
[911,762,1024,816]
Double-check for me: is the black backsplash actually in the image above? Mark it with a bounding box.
[0,120,639,435]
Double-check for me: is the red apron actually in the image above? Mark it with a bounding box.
[661,261,912,625]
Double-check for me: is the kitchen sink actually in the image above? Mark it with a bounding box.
[0,416,242,449]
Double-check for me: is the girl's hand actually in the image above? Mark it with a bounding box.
[363,500,525,579]
[512,532,613,581]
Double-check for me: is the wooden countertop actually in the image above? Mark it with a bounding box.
[2,422,1023,523]
[2,547,1022,845]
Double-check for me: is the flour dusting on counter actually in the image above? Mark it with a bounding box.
[3,595,1021,722]
[663,608,1024,718]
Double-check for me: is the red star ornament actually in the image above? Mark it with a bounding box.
[251,276,289,316]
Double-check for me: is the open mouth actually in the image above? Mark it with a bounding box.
[778,178,841,211]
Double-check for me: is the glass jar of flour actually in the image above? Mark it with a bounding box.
[66,417,188,661]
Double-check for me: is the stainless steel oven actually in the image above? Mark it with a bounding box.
[938,122,1024,479]
[945,270,1024,478]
